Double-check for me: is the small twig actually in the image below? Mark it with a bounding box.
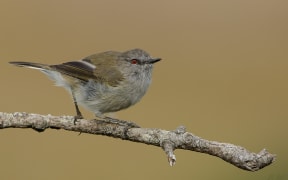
[0,112,275,171]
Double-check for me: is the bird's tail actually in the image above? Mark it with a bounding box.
[9,61,51,70]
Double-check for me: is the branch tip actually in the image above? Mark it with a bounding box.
[168,153,176,166]
[160,140,177,166]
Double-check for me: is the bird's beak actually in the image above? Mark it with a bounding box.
[149,58,161,64]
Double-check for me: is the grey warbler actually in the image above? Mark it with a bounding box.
[10,48,161,123]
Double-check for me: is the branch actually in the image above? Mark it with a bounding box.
[0,112,275,171]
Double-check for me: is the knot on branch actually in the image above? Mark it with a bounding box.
[173,125,186,134]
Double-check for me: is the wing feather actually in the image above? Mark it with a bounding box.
[50,61,97,82]
[51,56,123,87]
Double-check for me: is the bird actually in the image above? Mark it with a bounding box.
[9,48,161,123]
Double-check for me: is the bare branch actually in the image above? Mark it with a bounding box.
[0,112,275,171]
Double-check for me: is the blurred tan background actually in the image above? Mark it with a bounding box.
[0,0,287,179]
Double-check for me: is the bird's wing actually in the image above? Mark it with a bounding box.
[50,60,96,81]
[51,58,123,87]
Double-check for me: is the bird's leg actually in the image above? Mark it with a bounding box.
[74,101,83,120]
[71,91,83,125]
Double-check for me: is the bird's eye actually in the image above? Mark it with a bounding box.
[130,59,138,64]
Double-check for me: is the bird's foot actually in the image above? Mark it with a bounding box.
[73,114,84,125]
[96,116,140,128]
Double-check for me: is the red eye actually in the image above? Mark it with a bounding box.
[131,59,138,64]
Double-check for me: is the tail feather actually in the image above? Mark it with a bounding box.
[9,61,50,70]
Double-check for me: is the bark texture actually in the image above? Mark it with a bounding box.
[0,112,275,171]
